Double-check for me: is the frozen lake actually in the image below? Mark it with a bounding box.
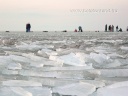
[0,31,128,96]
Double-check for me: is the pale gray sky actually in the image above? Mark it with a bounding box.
[0,0,128,31]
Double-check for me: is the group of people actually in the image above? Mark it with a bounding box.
[105,24,123,32]
[26,23,83,32]
[25,23,127,32]
[74,26,83,32]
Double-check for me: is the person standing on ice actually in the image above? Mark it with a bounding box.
[112,25,114,32]
[126,26,128,31]
[105,24,107,32]
[119,28,122,32]
[116,26,118,32]
[108,25,111,32]
[78,26,83,32]
[26,23,31,32]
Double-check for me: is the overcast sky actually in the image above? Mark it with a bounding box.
[0,0,128,31]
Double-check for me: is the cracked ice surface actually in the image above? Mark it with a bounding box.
[0,31,128,96]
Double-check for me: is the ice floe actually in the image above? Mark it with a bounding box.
[2,80,42,87]
[96,81,128,96]
[53,82,96,96]
[7,63,22,70]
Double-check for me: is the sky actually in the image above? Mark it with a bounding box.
[0,0,128,31]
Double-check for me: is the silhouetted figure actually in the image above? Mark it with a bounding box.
[127,26,128,31]
[105,24,107,32]
[108,25,112,32]
[26,23,31,32]
[112,25,114,32]
[119,28,122,32]
[116,26,118,32]
[78,26,83,32]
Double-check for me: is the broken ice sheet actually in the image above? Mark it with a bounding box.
[2,80,42,87]
[16,42,42,51]
[50,53,87,66]
[96,81,128,96]
[53,82,96,96]
[7,63,22,70]
[89,52,111,64]
[2,69,18,75]
[0,87,52,96]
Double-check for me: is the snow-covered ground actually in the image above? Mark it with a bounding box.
[0,31,128,96]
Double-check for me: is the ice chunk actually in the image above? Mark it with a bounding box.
[42,60,63,67]
[41,66,93,71]
[43,44,54,48]
[19,70,43,77]
[37,50,48,57]
[120,46,128,51]
[0,87,51,96]
[53,53,87,66]
[2,80,42,87]
[2,69,18,75]
[49,55,58,61]
[52,40,66,44]
[95,77,128,85]
[55,48,84,56]
[22,53,47,61]
[100,69,128,77]
[49,55,64,65]
[11,87,32,96]
[102,60,122,68]
[97,86,128,96]
[108,53,124,58]
[22,53,62,66]
[90,53,110,64]
[28,77,78,87]
[24,87,52,96]
[83,70,101,80]
[1,46,13,50]
[0,56,13,66]
[19,70,84,79]
[96,81,128,96]
[56,48,64,52]
[16,42,42,51]
[38,48,58,56]
[0,87,18,96]
[93,45,116,54]
[30,62,44,68]
[7,63,22,70]
[5,51,23,56]
[80,80,105,88]
[107,81,128,88]
[9,55,31,63]
[2,38,16,45]
[53,82,96,96]
[29,60,63,67]
[75,52,88,62]
[98,40,116,43]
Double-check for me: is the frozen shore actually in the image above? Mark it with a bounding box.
[0,31,128,96]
